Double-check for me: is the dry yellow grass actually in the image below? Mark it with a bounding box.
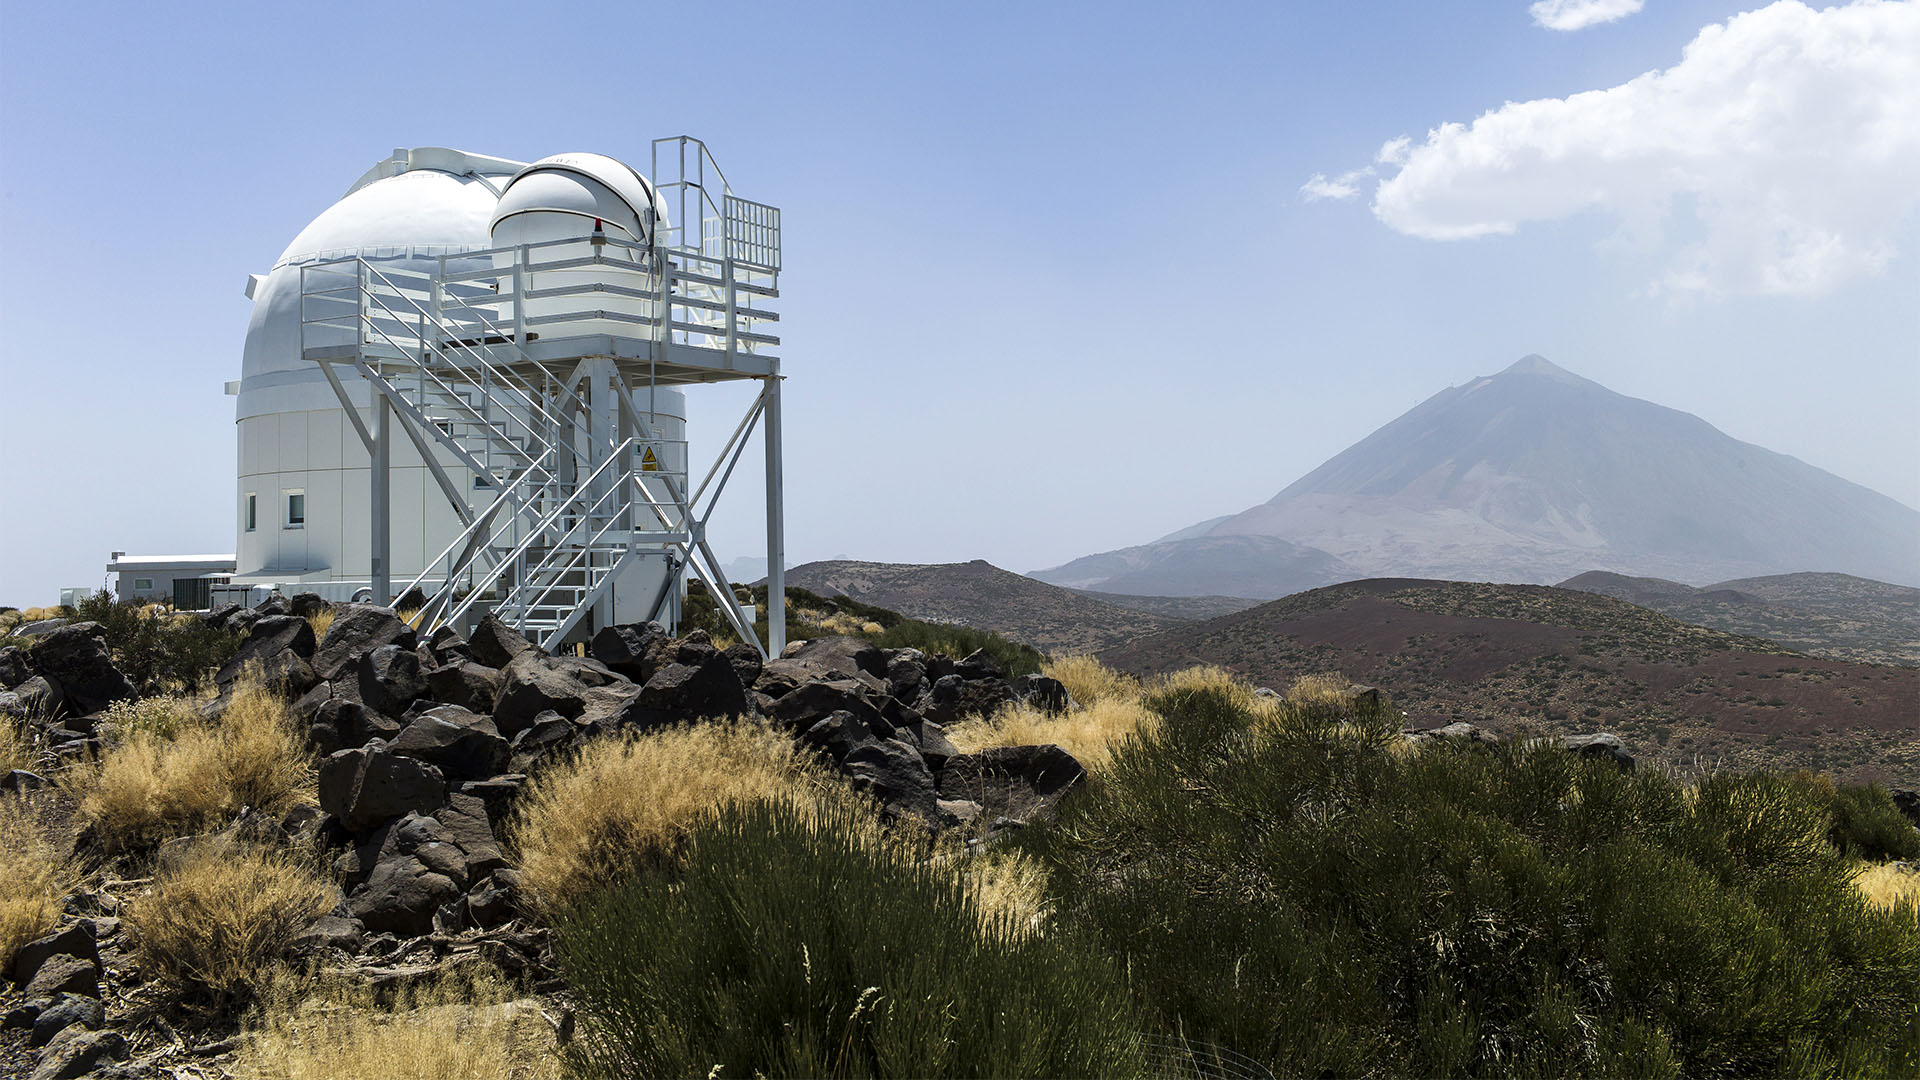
[812,611,884,636]
[304,609,335,644]
[962,845,1052,938]
[1045,654,1142,706]
[0,795,72,965]
[1287,672,1356,708]
[947,656,1160,771]
[100,694,200,741]
[1854,862,1920,920]
[76,680,312,851]
[948,697,1160,772]
[239,968,561,1080]
[127,845,333,996]
[1153,664,1284,724]
[0,718,28,774]
[511,719,848,912]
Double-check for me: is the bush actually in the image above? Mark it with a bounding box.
[1030,678,1920,1078]
[76,680,311,852]
[70,591,239,694]
[127,845,332,998]
[510,720,844,913]
[99,695,200,742]
[1824,781,1920,861]
[558,799,1145,1079]
[870,619,1044,676]
[238,966,561,1080]
[0,795,72,966]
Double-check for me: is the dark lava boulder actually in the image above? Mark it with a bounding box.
[214,615,316,689]
[493,653,622,737]
[318,742,447,832]
[389,706,510,780]
[312,605,417,682]
[468,612,544,670]
[937,744,1086,822]
[27,623,134,715]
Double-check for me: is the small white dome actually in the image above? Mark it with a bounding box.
[490,153,661,245]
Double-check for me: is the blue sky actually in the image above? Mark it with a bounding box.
[1,0,1914,602]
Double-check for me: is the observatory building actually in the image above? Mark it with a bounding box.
[224,138,786,654]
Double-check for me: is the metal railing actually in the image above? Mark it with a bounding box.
[296,163,781,650]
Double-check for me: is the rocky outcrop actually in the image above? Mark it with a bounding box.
[26,623,135,715]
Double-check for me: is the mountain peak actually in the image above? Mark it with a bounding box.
[1500,354,1583,381]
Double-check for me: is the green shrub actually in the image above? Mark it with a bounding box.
[1824,781,1920,861]
[1028,683,1920,1078]
[869,619,1044,676]
[70,591,238,694]
[557,799,1144,1079]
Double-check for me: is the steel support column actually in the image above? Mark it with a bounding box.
[763,366,785,655]
[371,396,391,605]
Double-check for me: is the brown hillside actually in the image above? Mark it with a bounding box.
[1101,578,1920,786]
[784,559,1174,654]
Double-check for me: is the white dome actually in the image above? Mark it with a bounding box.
[490,153,661,246]
[274,168,501,269]
[238,150,523,420]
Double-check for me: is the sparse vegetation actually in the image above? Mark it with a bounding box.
[238,967,561,1080]
[683,582,1047,675]
[304,608,335,644]
[69,590,240,694]
[127,844,333,998]
[0,794,72,966]
[510,719,847,913]
[100,693,201,742]
[558,799,1145,1079]
[75,679,311,851]
[1027,675,1920,1077]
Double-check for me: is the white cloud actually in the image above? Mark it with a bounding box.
[1530,0,1646,31]
[1375,136,1413,166]
[1299,168,1373,202]
[1372,0,1920,297]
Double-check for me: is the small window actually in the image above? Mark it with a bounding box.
[132,577,154,592]
[285,490,306,528]
[245,493,257,532]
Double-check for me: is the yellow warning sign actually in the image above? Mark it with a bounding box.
[640,447,661,472]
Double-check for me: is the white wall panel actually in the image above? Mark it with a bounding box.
[279,412,309,472]
[306,469,343,572]
[308,409,343,470]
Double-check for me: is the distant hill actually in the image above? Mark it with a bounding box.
[1100,578,1920,787]
[1033,534,1360,600]
[1064,589,1261,622]
[782,559,1177,655]
[1561,570,1920,667]
[1038,356,1920,596]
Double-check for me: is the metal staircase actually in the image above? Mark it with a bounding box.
[298,137,786,654]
